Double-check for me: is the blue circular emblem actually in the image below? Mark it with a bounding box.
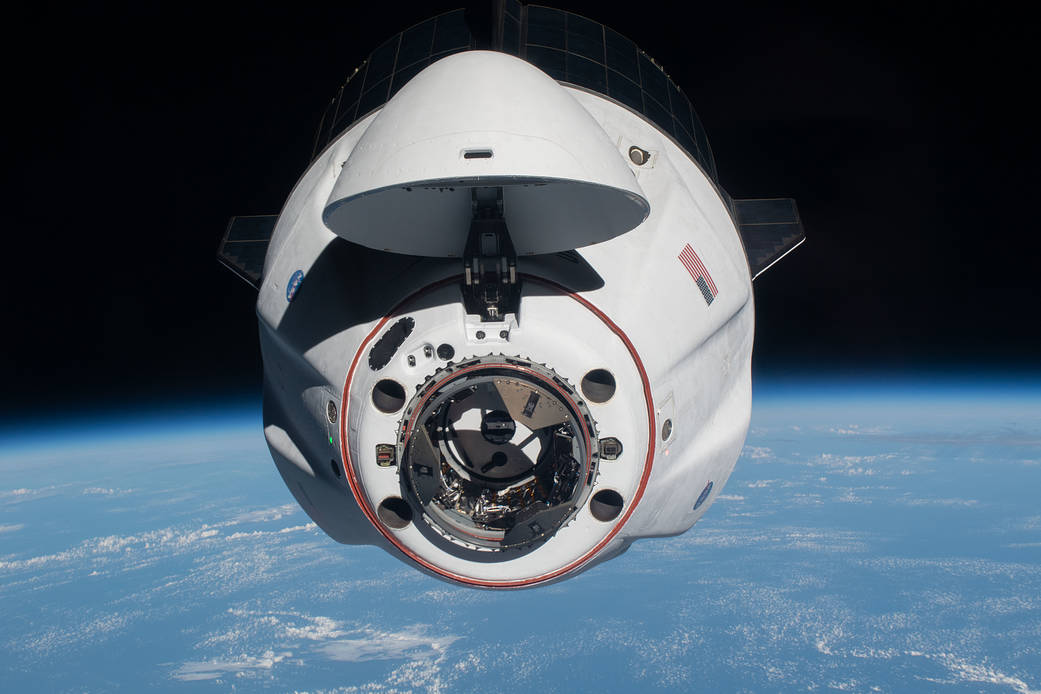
[286,270,304,302]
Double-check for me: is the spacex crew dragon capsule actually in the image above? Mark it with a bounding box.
[218,3,804,588]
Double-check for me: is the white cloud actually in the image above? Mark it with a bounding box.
[909,651,1040,694]
[857,557,1041,580]
[176,612,460,690]
[82,487,136,496]
[171,650,294,681]
[0,525,222,571]
[283,615,345,641]
[18,610,141,655]
[317,626,460,663]
[811,453,898,476]
[743,446,773,460]
[826,425,889,435]
[0,523,24,534]
[0,485,63,503]
[227,504,299,525]
[225,524,316,541]
[898,497,979,508]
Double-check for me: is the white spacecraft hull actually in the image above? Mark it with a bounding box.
[220,14,802,588]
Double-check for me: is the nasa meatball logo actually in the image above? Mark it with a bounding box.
[286,270,304,302]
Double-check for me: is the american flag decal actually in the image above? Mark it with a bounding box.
[678,243,718,305]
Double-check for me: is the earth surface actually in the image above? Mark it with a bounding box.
[2,380,1040,692]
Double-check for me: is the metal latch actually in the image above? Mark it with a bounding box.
[462,187,520,322]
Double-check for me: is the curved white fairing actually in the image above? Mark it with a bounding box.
[322,51,650,256]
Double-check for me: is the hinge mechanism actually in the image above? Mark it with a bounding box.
[462,187,520,321]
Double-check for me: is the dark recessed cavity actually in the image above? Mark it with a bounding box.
[590,489,624,522]
[661,418,673,440]
[581,369,616,403]
[377,497,413,529]
[372,379,406,413]
[464,149,493,159]
[330,459,342,478]
[398,356,600,554]
[368,317,414,371]
[436,343,455,360]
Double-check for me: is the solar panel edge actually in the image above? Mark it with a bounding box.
[310,5,719,185]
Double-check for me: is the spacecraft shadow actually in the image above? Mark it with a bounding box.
[276,237,457,347]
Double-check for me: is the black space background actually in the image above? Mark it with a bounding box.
[2,1,1038,418]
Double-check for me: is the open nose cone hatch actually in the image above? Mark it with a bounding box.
[399,356,600,554]
[321,51,649,257]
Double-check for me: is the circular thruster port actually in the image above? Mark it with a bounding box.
[590,489,624,521]
[377,497,413,529]
[628,145,649,165]
[661,418,673,440]
[436,343,455,360]
[372,379,406,413]
[581,369,616,403]
[327,400,338,424]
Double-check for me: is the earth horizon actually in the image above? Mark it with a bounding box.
[2,378,1039,692]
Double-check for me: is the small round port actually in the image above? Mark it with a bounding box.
[628,145,649,165]
[581,369,616,403]
[377,497,413,529]
[372,379,406,413]
[590,489,624,522]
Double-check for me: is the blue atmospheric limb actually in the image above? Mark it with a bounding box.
[1,383,1040,691]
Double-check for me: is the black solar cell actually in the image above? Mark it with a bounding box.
[311,6,718,182]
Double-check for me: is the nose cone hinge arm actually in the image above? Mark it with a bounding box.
[462,187,520,321]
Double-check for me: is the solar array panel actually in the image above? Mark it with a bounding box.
[313,10,474,153]
[218,215,278,289]
[520,5,717,180]
[311,3,717,181]
[733,198,806,280]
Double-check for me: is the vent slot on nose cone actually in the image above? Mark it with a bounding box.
[590,489,624,521]
[463,149,493,159]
